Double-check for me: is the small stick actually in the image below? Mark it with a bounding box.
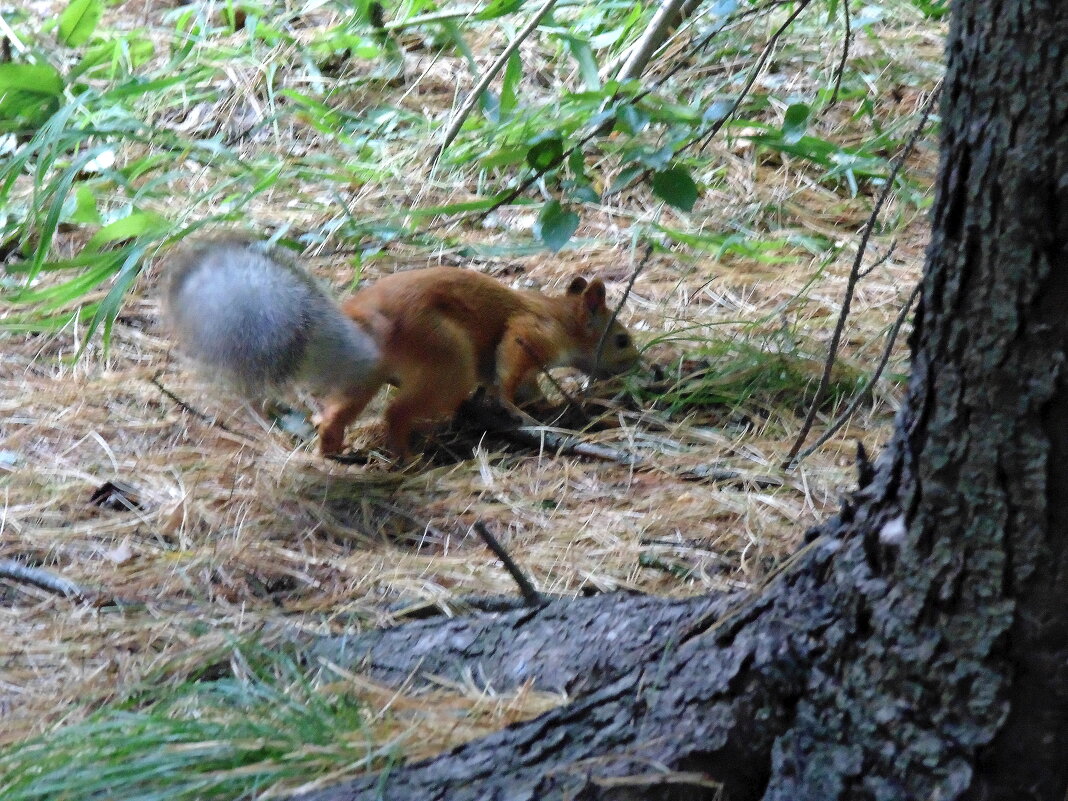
[463,395,773,483]
[512,424,642,465]
[829,0,852,105]
[0,558,99,604]
[485,402,764,482]
[516,338,582,409]
[688,1,810,155]
[486,399,640,465]
[610,0,692,84]
[789,280,921,466]
[607,0,812,199]
[596,240,652,370]
[472,522,543,608]
[435,0,560,161]
[381,7,477,30]
[859,238,897,278]
[431,2,793,231]
[784,82,941,465]
[0,15,27,54]
[151,375,248,438]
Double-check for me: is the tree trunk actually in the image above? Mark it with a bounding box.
[294,1,1068,798]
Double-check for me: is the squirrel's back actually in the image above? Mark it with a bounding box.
[163,239,381,399]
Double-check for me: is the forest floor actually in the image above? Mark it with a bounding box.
[0,0,943,794]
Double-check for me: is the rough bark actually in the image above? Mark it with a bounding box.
[310,592,736,693]
[298,553,839,801]
[295,0,1068,798]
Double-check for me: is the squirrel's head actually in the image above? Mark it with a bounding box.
[565,276,641,378]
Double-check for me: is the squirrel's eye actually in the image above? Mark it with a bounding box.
[615,333,630,348]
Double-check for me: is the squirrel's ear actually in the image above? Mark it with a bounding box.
[582,278,607,313]
[567,276,589,295]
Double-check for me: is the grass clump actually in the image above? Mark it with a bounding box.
[639,324,878,426]
[0,647,394,801]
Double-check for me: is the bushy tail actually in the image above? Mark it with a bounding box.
[163,239,382,399]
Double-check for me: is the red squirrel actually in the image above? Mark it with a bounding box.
[163,238,641,456]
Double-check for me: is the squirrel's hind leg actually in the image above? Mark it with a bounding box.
[383,318,478,457]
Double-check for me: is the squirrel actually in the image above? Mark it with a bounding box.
[163,238,641,456]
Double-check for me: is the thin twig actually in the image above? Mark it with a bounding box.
[596,240,653,369]
[688,1,810,156]
[152,375,250,439]
[471,522,543,608]
[516,338,582,408]
[784,82,941,465]
[604,0,811,199]
[0,558,99,603]
[381,7,478,30]
[434,0,559,161]
[512,424,643,465]
[604,0,793,88]
[462,393,641,465]
[791,281,920,466]
[268,0,795,252]
[611,0,692,84]
[859,239,898,278]
[466,397,769,483]
[0,15,27,54]
[425,0,794,233]
[830,0,852,105]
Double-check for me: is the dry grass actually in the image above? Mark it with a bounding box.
[0,0,944,790]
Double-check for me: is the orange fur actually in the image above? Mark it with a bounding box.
[320,267,640,456]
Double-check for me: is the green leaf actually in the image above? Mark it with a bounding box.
[24,145,110,284]
[526,133,564,172]
[0,308,85,334]
[567,148,587,180]
[441,20,476,70]
[616,105,648,135]
[570,183,600,204]
[103,70,212,100]
[481,145,529,169]
[535,200,579,252]
[499,52,521,119]
[635,145,673,170]
[58,0,103,47]
[587,108,617,132]
[0,63,64,129]
[911,0,949,18]
[406,195,516,217]
[69,184,103,225]
[72,32,155,80]
[605,164,643,197]
[656,224,833,262]
[475,0,526,19]
[563,36,600,91]
[7,256,119,307]
[652,166,699,212]
[80,246,146,354]
[702,101,733,124]
[566,151,599,203]
[84,211,170,253]
[782,103,810,145]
